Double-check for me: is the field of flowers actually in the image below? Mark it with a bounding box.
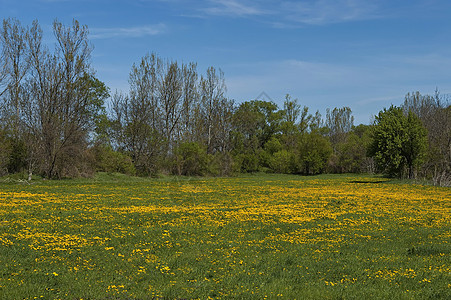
[0,173,450,299]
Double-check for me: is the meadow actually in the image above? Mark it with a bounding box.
[0,173,450,299]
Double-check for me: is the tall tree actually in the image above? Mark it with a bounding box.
[325,106,354,145]
[112,53,163,175]
[19,19,104,178]
[0,18,29,108]
[198,66,227,153]
[402,91,451,184]
[369,105,427,178]
[178,62,198,142]
[159,60,182,149]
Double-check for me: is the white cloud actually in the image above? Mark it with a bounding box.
[280,0,381,25]
[90,24,167,39]
[196,0,382,25]
[202,0,270,17]
[224,53,451,124]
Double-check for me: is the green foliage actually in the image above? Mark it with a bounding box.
[3,19,448,182]
[0,128,11,175]
[298,132,333,175]
[369,106,428,178]
[172,142,208,176]
[207,151,237,176]
[6,137,27,174]
[235,152,260,173]
[269,149,296,174]
[328,125,372,174]
[233,100,281,148]
[403,111,428,176]
[264,136,283,155]
[92,145,136,176]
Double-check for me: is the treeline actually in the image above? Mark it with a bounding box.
[0,19,450,185]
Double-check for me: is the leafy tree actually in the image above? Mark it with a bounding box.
[91,145,135,175]
[369,105,427,178]
[270,149,296,174]
[0,19,107,178]
[172,142,208,176]
[264,136,283,156]
[298,132,332,175]
[111,54,164,175]
[403,111,428,178]
[279,94,309,150]
[233,100,280,149]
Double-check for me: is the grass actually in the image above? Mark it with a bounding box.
[0,173,450,299]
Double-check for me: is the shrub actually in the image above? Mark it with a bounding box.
[92,145,136,175]
[172,142,208,176]
[269,150,296,174]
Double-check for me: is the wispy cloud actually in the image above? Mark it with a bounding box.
[196,0,382,26]
[90,24,167,39]
[225,53,451,124]
[280,0,381,25]
[201,0,270,17]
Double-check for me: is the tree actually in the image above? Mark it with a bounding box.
[198,66,228,154]
[159,60,183,150]
[298,132,332,175]
[15,19,106,178]
[325,106,354,145]
[403,111,428,178]
[325,107,358,173]
[368,105,427,178]
[279,94,305,149]
[233,100,280,148]
[231,100,280,172]
[332,126,372,174]
[402,91,451,184]
[111,53,165,175]
[0,126,11,175]
[0,18,29,110]
[178,62,198,142]
[172,142,208,176]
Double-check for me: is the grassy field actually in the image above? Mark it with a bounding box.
[0,173,450,299]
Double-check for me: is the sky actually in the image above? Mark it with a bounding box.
[1,0,451,124]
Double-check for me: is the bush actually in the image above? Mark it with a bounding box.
[0,130,11,176]
[235,153,260,173]
[208,151,237,176]
[298,132,332,175]
[172,142,208,176]
[92,145,136,176]
[269,150,296,174]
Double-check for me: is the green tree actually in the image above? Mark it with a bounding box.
[298,132,332,175]
[369,106,427,178]
[172,142,208,176]
[270,149,296,174]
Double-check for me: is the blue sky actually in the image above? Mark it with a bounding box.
[2,0,451,124]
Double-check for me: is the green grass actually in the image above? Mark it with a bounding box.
[0,173,450,299]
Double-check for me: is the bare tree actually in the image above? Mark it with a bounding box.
[112,53,164,175]
[403,91,451,185]
[158,60,183,150]
[213,97,235,153]
[325,106,354,145]
[18,19,103,178]
[0,26,7,96]
[0,18,30,134]
[199,66,227,153]
[178,62,198,142]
